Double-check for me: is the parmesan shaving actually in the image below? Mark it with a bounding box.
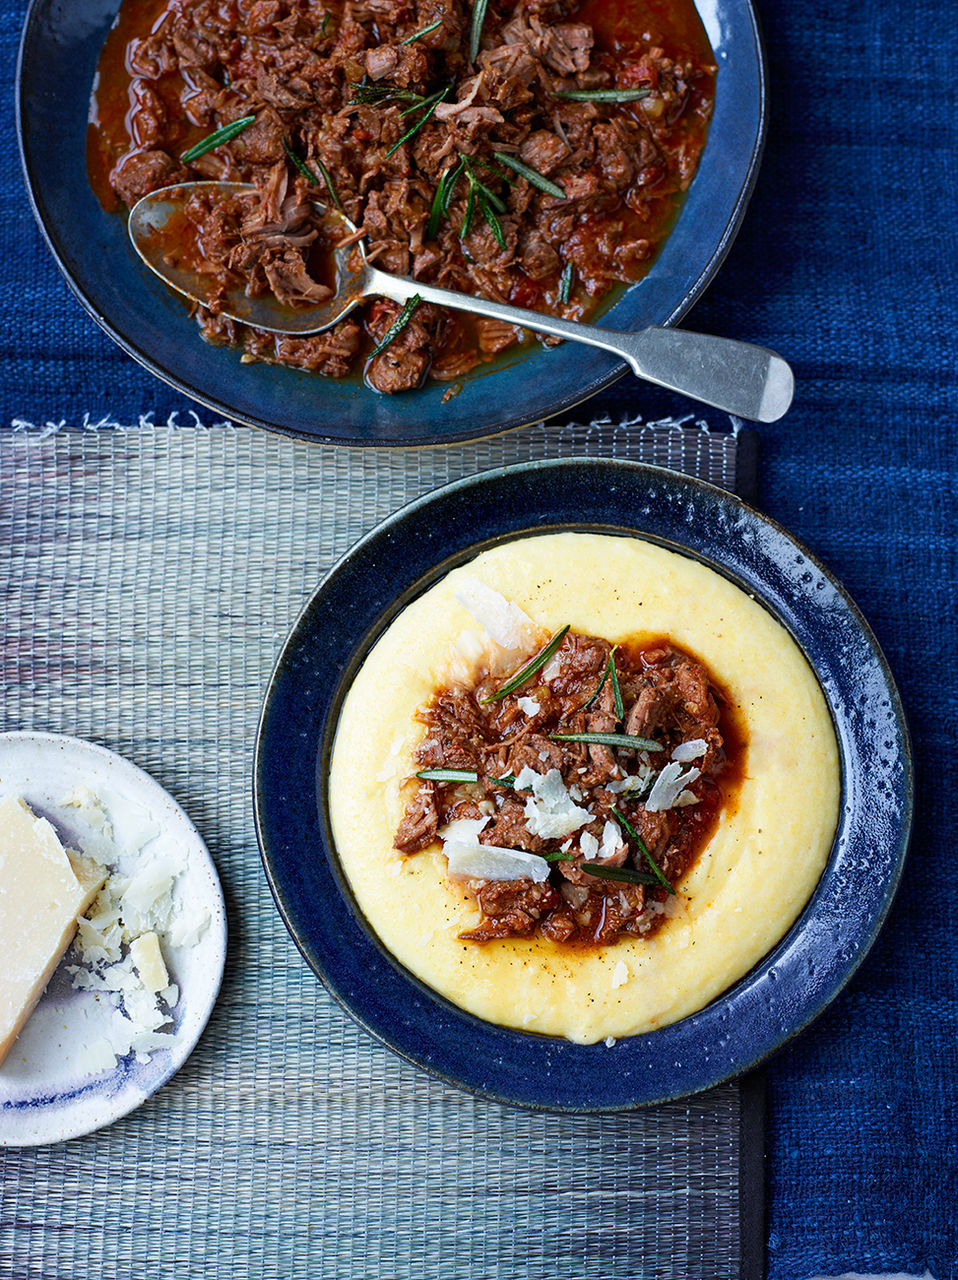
[579,831,599,860]
[645,762,702,812]
[444,840,550,883]
[672,739,708,763]
[611,961,629,989]
[598,819,623,861]
[438,816,491,844]
[514,767,591,839]
[453,577,539,650]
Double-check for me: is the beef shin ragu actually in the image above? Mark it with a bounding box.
[89,0,715,390]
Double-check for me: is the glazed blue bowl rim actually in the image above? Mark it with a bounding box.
[253,458,913,1111]
[16,0,766,446]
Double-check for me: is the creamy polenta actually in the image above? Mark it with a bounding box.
[328,532,840,1044]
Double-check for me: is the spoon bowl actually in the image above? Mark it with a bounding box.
[129,180,794,421]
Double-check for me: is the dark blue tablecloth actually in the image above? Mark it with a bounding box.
[2,0,956,1275]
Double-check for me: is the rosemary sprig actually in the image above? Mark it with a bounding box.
[181,115,256,163]
[482,625,571,702]
[558,262,575,304]
[402,17,443,43]
[457,155,507,244]
[478,194,506,248]
[416,768,476,783]
[282,140,344,213]
[427,158,465,239]
[583,645,619,712]
[460,185,476,239]
[611,806,675,894]
[369,294,422,357]
[554,87,651,103]
[415,768,516,788]
[609,652,624,720]
[348,81,425,107]
[549,732,663,751]
[469,0,489,62]
[580,863,659,886]
[492,151,565,198]
[386,87,449,157]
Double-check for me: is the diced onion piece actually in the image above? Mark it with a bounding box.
[444,840,550,883]
[645,762,702,812]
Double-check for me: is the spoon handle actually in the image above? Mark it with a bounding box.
[364,267,793,423]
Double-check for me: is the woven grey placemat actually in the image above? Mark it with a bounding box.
[0,417,751,1280]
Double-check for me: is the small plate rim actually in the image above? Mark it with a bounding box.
[0,731,227,1146]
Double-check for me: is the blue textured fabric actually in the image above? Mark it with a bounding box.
[2,0,956,1277]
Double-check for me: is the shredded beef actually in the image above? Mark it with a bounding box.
[394,627,734,945]
[92,0,715,389]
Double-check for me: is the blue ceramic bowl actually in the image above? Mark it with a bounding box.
[254,460,913,1111]
[17,1,765,445]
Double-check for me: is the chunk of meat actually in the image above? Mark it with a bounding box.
[459,878,560,941]
[394,783,439,853]
[112,150,187,207]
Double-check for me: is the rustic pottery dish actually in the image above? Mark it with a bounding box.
[253,460,912,1110]
[17,0,766,445]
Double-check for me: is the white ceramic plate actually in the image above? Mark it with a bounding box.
[0,732,227,1145]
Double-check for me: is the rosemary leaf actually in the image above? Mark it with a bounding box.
[609,652,624,720]
[402,17,443,43]
[611,806,675,894]
[181,115,256,163]
[283,139,319,184]
[558,261,574,304]
[492,150,565,198]
[427,159,463,239]
[555,87,651,103]
[416,768,478,783]
[460,155,506,213]
[282,140,344,213]
[441,158,465,213]
[543,850,575,863]
[469,0,489,63]
[386,89,447,157]
[415,767,516,788]
[321,13,331,36]
[460,185,476,239]
[369,294,422,357]
[582,657,610,710]
[479,195,507,249]
[580,863,659,886]
[482,625,570,702]
[313,156,344,213]
[549,732,663,751]
[348,81,422,107]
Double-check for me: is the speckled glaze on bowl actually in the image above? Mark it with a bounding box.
[17,0,765,445]
[253,460,913,1111]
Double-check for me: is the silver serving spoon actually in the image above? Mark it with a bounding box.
[129,181,793,421]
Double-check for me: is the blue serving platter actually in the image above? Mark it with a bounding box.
[253,459,913,1111]
[17,0,765,445]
